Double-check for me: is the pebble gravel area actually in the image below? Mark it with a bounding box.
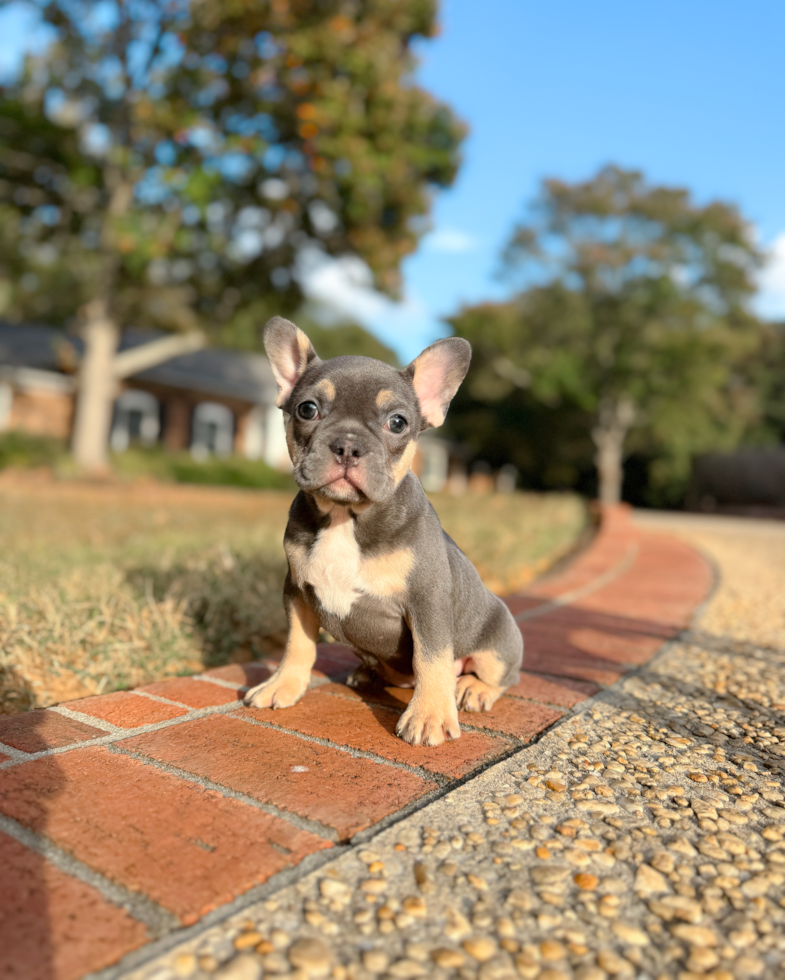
[118,514,785,980]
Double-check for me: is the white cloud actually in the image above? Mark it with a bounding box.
[294,247,441,362]
[423,228,479,254]
[755,232,785,320]
[296,248,390,321]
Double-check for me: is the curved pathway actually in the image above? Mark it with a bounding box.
[0,507,717,979]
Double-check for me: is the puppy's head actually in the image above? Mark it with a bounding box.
[264,317,471,505]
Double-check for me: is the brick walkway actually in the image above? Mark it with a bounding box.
[0,506,712,980]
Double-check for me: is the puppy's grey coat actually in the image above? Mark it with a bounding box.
[244,318,523,746]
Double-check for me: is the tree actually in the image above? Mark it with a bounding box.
[0,0,463,469]
[448,166,766,505]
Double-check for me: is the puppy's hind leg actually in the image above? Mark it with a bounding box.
[456,615,523,713]
[456,649,509,712]
[346,663,378,690]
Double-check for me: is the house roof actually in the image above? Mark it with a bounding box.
[0,323,278,405]
[0,322,65,371]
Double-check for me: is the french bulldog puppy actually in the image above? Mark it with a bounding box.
[244,317,523,746]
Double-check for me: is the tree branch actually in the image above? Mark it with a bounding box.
[112,331,206,380]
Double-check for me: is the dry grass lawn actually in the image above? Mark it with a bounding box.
[0,472,587,713]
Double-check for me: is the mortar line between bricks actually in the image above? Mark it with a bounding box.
[132,690,197,708]
[514,539,640,623]
[0,699,247,769]
[0,811,178,937]
[234,713,456,785]
[0,739,32,762]
[193,674,251,692]
[50,704,124,733]
[108,744,341,842]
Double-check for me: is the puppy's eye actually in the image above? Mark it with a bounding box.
[297,401,319,421]
[386,415,407,434]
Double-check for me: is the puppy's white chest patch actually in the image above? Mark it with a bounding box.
[304,508,362,618]
[297,508,413,619]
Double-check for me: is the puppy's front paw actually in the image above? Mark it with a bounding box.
[396,698,461,746]
[456,675,504,712]
[244,670,308,710]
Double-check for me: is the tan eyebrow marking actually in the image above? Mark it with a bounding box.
[375,389,395,408]
[315,378,336,400]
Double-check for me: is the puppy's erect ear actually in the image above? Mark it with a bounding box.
[404,337,472,429]
[263,317,319,407]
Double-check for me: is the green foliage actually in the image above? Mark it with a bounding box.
[0,0,464,337]
[738,321,785,444]
[447,166,769,504]
[0,430,68,470]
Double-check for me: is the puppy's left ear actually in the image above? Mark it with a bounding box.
[404,337,472,429]
[263,317,319,407]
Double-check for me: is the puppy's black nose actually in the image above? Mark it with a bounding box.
[330,434,367,466]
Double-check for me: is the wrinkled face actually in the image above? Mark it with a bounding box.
[284,356,422,505]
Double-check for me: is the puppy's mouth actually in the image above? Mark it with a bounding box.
[324,479,362,498]
[313,462,368,502]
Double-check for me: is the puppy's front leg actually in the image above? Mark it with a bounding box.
[244,592,318,709]
[396,609,461,746]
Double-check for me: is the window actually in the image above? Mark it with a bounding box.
[110,389,160,452]
[191,402,234,458]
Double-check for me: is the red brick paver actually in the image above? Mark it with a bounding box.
[0,748,328,925]
[119,715,437,839]
[64,691,190,728]
[246,687,509,778]
[0,504,712,977]
[0,831,149,980]
[0,711,106,753]
[137,676,243,708]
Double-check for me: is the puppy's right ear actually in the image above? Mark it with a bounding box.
[263,317,319,407]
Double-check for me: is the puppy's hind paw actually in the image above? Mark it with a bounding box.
[456,675,504,712]
[396,699,461,747]
[346,666,378,690]
[243,671,308,710]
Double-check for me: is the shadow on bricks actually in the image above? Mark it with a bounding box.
[0,710,148,980]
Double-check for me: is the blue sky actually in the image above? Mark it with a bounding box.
[2,0,784,362]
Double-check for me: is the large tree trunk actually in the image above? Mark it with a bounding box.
[591,397,635,506]
[70,310,206,472]
[70,300,120,473]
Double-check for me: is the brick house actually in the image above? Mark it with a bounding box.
[0,322,472,489]
[0,323,288,468]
